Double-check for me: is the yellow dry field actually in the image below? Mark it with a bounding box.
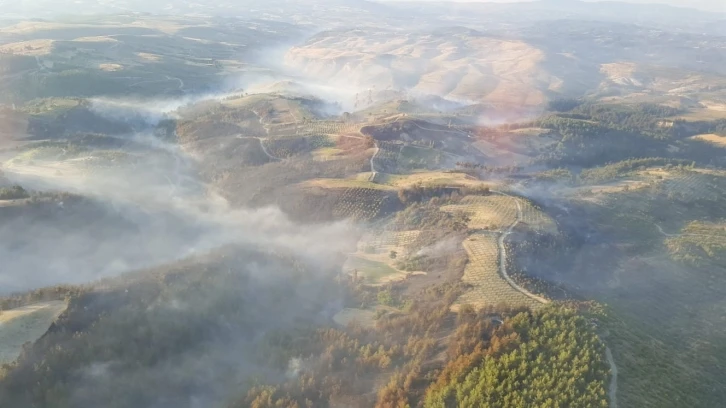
[453,235,541,311]
[301,178,394,191]
[0,39,54,56]
[441,195,517,230]
[286,32,550,107]
[0,19,187,36]
[0,301,67,365]
[73,36,119,43]
[311,147,346,161]
[137,52,162,62]
[689,134,726,148]
[381,171,496,188]
[441,195,557,233]
[676,107,726,121]
[99,63,123,71]
[358,229,422,258]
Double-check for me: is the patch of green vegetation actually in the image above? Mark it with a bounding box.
[571,103,682,139]
[532,167,575,184]
[425,306,609,408]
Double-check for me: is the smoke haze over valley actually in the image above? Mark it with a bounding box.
[1,1,726,407]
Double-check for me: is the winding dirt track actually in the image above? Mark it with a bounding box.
[256,138,282,161]
[495,191,618,408]
[497,195,551,304]
[368,142,380,181]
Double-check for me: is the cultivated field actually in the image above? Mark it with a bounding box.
[453,234,542,311]
[441,194,557,233]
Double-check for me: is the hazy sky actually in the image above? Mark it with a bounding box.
[585,0,724,12]
[390,0,726,13]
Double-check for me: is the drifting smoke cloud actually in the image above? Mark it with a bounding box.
[416,235,461,257]
[0,112,357,294]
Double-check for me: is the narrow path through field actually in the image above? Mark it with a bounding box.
[494,190,618,408]
[285,99,298,124]
[257,138,282,161]
[368,142,380,181]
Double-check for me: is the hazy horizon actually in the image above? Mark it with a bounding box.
[380,0,726,13]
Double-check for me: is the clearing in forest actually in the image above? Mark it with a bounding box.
[343,255,407,285]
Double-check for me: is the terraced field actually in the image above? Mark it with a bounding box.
[332,187,389,221]
[454,234,543,311]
